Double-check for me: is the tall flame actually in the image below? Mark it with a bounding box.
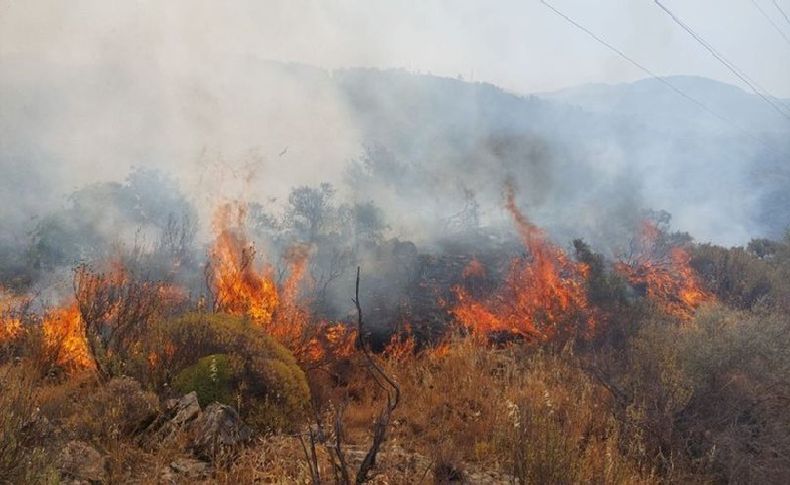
[207,202,356,365]
[615,221,710,320]
[451,186,596,341]
[42,301,93,372]
[209,202,279,323]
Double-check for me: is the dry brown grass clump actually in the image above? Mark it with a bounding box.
[311,336,656,483]
[0,364,58,484]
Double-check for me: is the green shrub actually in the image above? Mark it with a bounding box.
[155,313,310,433]
[172,354,239,408]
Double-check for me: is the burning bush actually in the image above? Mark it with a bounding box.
[40,302,93,374]
[615,221,711,321]
[0,288,27,360]
[451,186,597,343]
[73,263,164,380]
[206,202,356,368]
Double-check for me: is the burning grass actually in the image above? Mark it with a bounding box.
[615,221,711,321]
[451,186,597,343]
[0,191,775,483]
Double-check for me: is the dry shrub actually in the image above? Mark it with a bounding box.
[367,337,654,483]
[31,374,170,483]
[620,304,790,483]
[39,375,158,442]
[0,365,58,484]
[214,436,318,483]
[496,351,651,484]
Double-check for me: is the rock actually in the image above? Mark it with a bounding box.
[57,440,107,484]
[140,391,201,448]
[189,402,253,460]
[160,457,212,483]
[170,391,202,427]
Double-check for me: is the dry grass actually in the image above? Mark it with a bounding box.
[6,305,788,483]
[300,337,655,483]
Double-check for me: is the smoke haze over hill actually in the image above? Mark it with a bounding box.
[2,0,790,266]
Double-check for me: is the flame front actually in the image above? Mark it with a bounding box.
[615,221,710,320]
[451,186,596,341]
[42,301,93,371]
[0,288,24,344]
[208,202,356,365]
[210,203,279,323]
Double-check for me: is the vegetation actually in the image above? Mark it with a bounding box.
[3,174,790,483]
[160,313,310,433]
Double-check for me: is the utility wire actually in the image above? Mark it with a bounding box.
[772,0,790,28]
[538,1,737,127]
[749,0,790,47]
[538,0,788,164]
[538,0,778,141]
[654,0,790,121]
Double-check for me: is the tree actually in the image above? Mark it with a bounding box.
[286,183,337,242]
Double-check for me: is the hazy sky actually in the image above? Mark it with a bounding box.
[2,0,789,97]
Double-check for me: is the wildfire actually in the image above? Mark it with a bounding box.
[0,288,25,344]
[451,185,596,342]
[207,202,356,365]
[42,301,93,372]
[384,323,417,363]
[209,203,279,323]
[615,221,710,320]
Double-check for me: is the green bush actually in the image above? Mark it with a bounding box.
[172,354,239,408]
[156,313,310,433]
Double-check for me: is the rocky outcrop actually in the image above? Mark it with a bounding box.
[189,403,253,460]
[159,457,212,483]
[140,392,253,464]
[140,391,201,448]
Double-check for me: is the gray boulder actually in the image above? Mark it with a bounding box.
[188,402,253,460]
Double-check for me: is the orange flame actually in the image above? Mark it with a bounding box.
[615,221,710,320]
[0,288,25,344]
[209,202,279,323]
[451,185,596,342]
[384,323,417,362]
[42,301,93,372]
[207,202,357,366]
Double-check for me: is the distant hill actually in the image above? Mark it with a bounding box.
[539,75,790,134]
[324,68,790,246]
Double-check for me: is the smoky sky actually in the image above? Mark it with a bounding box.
[3,1,787,96]
[1,0,789,248]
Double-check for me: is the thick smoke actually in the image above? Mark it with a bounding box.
[2,1,790,319]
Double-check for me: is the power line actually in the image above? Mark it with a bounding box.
[538,0,788,162]
[749,0,790,47]
[538,1,735,126]
[654,0,790,121]
[537,0,777,139]
[772,0,790,28]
